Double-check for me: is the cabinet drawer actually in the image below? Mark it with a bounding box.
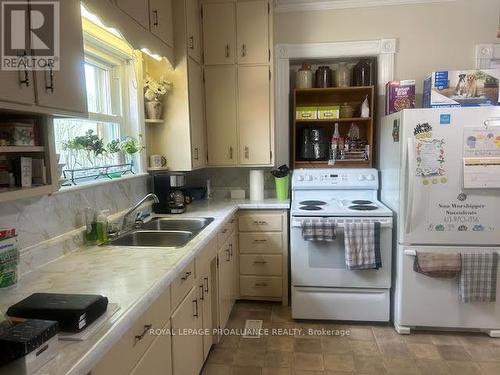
[239,233,282,254]
[240,255,282,276]
[171,261,195,309]
[239,213,282,232]
[240,276,282,298]
[196,236,217,277]
[217,216,236,247]
[92,287,171,375]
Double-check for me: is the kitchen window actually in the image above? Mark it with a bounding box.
[54,13,143,186]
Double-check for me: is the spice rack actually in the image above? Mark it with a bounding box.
[292,86,375,169]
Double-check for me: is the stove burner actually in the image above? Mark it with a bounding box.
[349,205,379,211]
[300,205,323,211]
[299,200,327,206]
[351,200,373,205]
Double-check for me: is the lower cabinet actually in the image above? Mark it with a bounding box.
[198,261,215,360]
[130,322,172,375]
[171,287,204,375]
[217,238,233,330]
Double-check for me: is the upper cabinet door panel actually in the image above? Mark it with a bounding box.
[33,0,87,114]
[116,0,150,29]
[0,0,34,106]
[186,0,202,63]
[236,1,269,65]
[202,2,235,65]
[149,0,174,47]
[238,66,271,165]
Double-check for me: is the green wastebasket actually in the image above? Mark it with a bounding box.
[275,175,290,201]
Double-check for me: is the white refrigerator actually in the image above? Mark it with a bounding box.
[379,107,500,336]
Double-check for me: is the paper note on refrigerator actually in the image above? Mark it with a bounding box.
[463,127,500,158]
[463,157,500,188]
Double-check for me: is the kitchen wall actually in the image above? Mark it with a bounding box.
[0,176,148,256]
[275,0,500,93]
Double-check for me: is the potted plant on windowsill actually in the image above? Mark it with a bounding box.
[121,135,145,166]
[144,76,172,120]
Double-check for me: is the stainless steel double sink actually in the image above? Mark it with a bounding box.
[107,217,214,248]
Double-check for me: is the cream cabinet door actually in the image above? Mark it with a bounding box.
[229,232,239,305]
[205,66,238,166]
[188,58,206,169]
[238,66,271,165]
[202,2,235,65]
[186,0,202,63]
[236,1,269,64]
[117,0,150,29]
[149,0,174,47]
[33,0,87,114]
[130,322,172,375]
[198,265,214,360]
[0,0,35,106]
[171,287,204,375]
[218,244,232,329]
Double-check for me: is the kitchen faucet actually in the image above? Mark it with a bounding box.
[121,193,159,228]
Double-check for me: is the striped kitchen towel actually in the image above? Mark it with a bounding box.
[459,252,499,303]
[344,222,382,270]
[302,219,336,241]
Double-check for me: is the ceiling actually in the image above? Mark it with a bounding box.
[274,0,456,13]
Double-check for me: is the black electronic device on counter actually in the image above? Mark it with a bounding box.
[152,173,187,214]
[6,293,108,333]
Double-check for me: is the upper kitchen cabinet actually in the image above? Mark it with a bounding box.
[149,0,174,47]
[238,66,271,165]
[186,0,202,64]
[116,0,150,29]
[204,65,238,166]
[34,0,87,114]
[202,2,236,65]
[236,1,269,65]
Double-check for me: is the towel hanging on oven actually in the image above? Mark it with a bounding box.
[302,219,337,241]
[344,222,381,270]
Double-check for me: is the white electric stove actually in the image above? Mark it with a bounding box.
[290,169,393,322]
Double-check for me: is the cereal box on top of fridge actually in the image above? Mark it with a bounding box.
[423,69,500,108]
[386,80,416,115]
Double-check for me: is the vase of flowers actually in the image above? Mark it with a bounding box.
[144,76,172,120]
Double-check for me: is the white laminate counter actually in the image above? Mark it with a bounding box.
[0,199,289,375]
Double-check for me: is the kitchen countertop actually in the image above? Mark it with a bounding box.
[0,199,289,375]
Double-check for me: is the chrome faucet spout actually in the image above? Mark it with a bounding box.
[122,193,159,228]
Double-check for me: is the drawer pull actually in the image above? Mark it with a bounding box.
[193,299,199,318]
[253,260,267,265]
[254,239,267,243]
[135,324,152,343]
[225,248,231,262]
[199,284,204,300]
[229,243,233,257]
[204,277,209,293]
[253,220,268,226]
[255,283,268,287]
[181,271,192,281]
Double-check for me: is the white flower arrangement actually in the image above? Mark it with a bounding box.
[144,75,173,101]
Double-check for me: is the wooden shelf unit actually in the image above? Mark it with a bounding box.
[0,146,45,153]
[292,86,375,169]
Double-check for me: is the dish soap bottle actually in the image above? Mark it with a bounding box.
[96,210,110,245]
[85,208,98,246]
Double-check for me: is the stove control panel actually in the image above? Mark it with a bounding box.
[292,168,379,189]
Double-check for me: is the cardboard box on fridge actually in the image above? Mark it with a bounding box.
[423,69,500,108]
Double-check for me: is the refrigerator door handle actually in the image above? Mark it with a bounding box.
[405,137,416,235]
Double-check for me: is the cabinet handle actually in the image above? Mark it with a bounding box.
[134,324,152,344]
[181,271,192,281]
[193,299,199,317]
[221,228,228,234]
[229,243,233,258]
[194,147,199,160]
[241,44,247,57]
[254,239,267,243]
[244,146,249,159]
[199,284,204,300]
[188,36,194,50]
[255,283,268,287]
[253,260,267,264]
[225,248,230,262]
[253,220,268,226]
[152,10,159,26]
[229,146,233,160]
[19,52,29,87]
[204,277,209,293]
[45,67,54,93]
[225,44,230,58]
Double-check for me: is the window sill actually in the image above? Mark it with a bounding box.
[52,172,149,196]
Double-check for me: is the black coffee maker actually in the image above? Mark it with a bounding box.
[152,173,187,214]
